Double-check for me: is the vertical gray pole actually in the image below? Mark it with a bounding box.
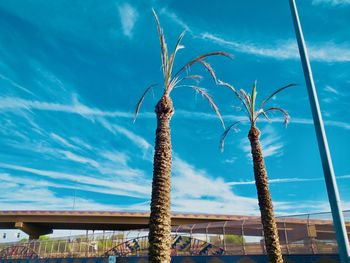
[288,1,350,262]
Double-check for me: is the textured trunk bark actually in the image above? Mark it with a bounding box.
[248,125,284,263]
[148,95,174,263]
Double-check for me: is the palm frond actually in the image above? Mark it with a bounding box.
[152,9,168,80]
[197,59,218,83]
[134,84,157,123]
[168,31,186,77]
[176,85,225,129]
[173,52,232,79]
[239,89,252,122]
[255,109,271,123]
[220,121,241,152]
[250,81,257,122]
[217,80,250,116]
[179,74,203,82]
[260,83,297,109]
[263,107,290,127]
[169,74,203,91]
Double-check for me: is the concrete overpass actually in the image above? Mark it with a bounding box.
[0,210,349,242]
[0,210,243,239]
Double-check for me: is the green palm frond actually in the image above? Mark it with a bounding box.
[250,81,257,122]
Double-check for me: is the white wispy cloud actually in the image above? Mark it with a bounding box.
[50,133,79,150]
[240,126,284,158]
[324,85,339,95]
[0,173,128,211]
[1,97,350,133]
[261,137,284,158]
[223,157,237,164]
[170,157,327,215]
[159,8,191,32]
[228,173,350,186]
[312,0,350,6]
[0,73,35,95]
[171,157,260,214]
[322,85,341,104]
[118,3,138,38]
[291,117,350,130]
[60,150,100,168]
[114,124,152,150]
[160,7,350,63]
[70,137,93,150]
[0,96,132,118]
[97,118,152,152]
[228,177,322,186]
[201,33,350,62]
[100,150,129,166]
[0,163,150,198]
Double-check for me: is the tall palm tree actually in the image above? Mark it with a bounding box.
[219,80,296,263]
[134,10,231,263]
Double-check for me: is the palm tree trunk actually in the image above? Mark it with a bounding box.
[248,125,284,263]
[148,95,174,263]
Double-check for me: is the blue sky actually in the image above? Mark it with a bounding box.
[0,0,349,217]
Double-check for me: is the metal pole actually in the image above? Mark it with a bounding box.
[288,1,350,262]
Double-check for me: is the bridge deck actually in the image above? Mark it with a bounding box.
[0,210,349,241]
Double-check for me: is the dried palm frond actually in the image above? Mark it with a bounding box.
[135,9,231,129]
[169,74,203,91]
[255,109,271,123]
[259,83,297,109]
[218,80,250,115]
[197,59,218,83]
[220,121,241,152]
[152,9,168,80]
[176,84,225,129]
[263,107,290,127]
[173,52,232,80]
[168,31,186,77]
[218,80,295,149]
[134,84,157,122]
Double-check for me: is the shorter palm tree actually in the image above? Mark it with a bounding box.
[219,80,296,263]
[134,9,231,263]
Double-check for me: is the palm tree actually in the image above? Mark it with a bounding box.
[219,80,296,263]
[134,10,231,263]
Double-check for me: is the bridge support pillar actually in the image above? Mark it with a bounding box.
[15,222,53,240]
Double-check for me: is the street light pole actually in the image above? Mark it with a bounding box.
[288,0,350,262]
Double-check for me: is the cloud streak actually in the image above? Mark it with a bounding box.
[118,3,138,38]
[201,33,350,62]
[228,174,350,186]
[312,0,350,6]
[0,96,133,117]
[160,8,350,63]
[239,126,284,159]
[0,163,150,198]
[1,97,349,130]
